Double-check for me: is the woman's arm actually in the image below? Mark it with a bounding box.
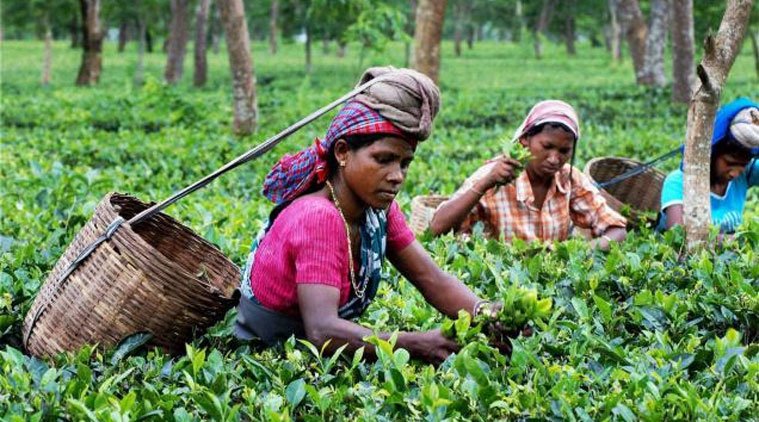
[298,284,459,363]
[663,204,684,229]
[387,240,481,318]
[429,183,487,235]
[386,241,526,356]
[429,157,520,235]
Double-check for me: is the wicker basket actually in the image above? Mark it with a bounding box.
[410,195,449,234]
[22,193,241,357]
[583,157,666,222]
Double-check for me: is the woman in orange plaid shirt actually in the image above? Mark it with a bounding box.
[430,100,627,250]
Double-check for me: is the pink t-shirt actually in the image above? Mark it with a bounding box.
[249,196,415,316]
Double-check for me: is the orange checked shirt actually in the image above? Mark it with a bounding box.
[450,163,627,242]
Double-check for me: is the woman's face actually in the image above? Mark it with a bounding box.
[338,136,416,209]
[520,125,575,179]
[712,152,751,184]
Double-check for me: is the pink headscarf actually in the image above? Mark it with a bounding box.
[512,100,581,142]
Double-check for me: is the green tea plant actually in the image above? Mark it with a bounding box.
[503,139,532,171]
[1,39,757,420]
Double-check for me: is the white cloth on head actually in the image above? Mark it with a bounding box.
[730,107,759,148]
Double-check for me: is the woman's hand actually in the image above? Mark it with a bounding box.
[476,155,522,192]
[398,329,460,364]
[484,322,532,356]
[478,301,533,356]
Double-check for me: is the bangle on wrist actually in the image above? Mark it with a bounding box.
[473,300,491,316]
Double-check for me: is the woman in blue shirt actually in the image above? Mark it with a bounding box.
[659,98,759,233]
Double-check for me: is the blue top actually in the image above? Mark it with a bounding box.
[658,159,759,233]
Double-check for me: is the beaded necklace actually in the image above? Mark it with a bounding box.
[325,180,367,299]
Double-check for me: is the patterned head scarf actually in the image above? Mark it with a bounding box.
[262,101,404,204]
[512,100,581,142]
[263,66,441,204]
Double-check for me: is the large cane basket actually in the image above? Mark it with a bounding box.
[583,157,666,222]
[22,193,241,357]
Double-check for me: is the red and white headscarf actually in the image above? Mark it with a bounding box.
[262,101,405,204]
[511,100,581,142]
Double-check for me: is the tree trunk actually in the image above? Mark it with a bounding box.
[194,0,211,87]
[405,0,417,67]
[671,0,695,102]
[269,0,279,54]
[337,41,347,58]
[146,27,153,53]
[305,26,312,74]
[750,29,759,79]
[683,0,753,250]
[118,21,129,52]
[322,38,330,54]
[617,0,647,82]
[453,2,471,57]
[608,0,622,61]
[466,25,474,49]
[639,0,669,86]
[165,0,190,85]
[70,16,80,48]
[211,4,222,54]
[513,0,525,43]
[134,14,147,86]
[218,0,258,135]
[533,0,556,59]
[75,0,103,86]
[413,0,447,83]
[41,24,53,86]
[453,3,463,57]
[564,0,577,55]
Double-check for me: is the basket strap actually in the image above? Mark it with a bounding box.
[596,147,680,189]
[23,217,125,350]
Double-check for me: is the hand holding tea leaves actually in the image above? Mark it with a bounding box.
[504,139,533,170]
[473,140,533,194]
[441,286,550,355]
[476,286,550,354]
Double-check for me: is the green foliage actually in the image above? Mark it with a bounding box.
[441,310,485,344]
[484,285,552,330]
[503,139,532,171]
[1,39,758,420]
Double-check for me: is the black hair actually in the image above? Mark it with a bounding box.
[522,122,575,140]
[522,122,578,188]
[713,136,754,162]
[286,133,409,211]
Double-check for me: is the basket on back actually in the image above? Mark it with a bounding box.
[583,157,666,223]
[22,193,241,358]
[410,195,449,234]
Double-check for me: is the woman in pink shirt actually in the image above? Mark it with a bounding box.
[235,68,507,363]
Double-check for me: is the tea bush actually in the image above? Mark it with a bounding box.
[1,39,757,420]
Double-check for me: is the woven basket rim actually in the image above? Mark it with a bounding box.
[106,192,239,298]
[583,156,666,181]
[22,192,241,356]
[583,156,666,216]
